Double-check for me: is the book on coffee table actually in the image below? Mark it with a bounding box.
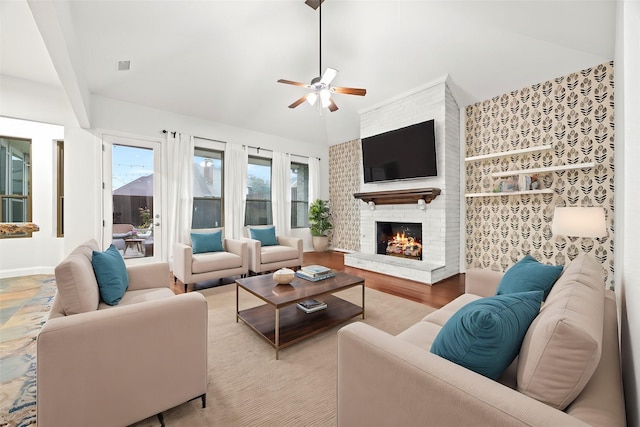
[297,299,327,313]
[301,265,332,276]
[297,265,335,281]
[295,271,335,281]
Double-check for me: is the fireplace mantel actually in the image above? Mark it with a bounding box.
[353,188,441,206]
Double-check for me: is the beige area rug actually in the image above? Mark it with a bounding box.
[131,284,434,427]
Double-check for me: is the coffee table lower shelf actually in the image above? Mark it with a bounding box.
[237,294,363,358]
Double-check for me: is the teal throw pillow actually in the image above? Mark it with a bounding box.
[91,244,129,306]
[249,226,278,246]
[191,230,223,254]
[430,291,543,380]
[496,255,563,300]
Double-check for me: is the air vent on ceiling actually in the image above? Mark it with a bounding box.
[117,60,131,71]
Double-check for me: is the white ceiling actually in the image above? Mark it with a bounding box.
[1,0,616,145]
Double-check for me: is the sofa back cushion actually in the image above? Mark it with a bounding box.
[54,240,101,315]
[517,253,605,410]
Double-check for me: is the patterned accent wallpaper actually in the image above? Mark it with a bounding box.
[328,139,362,251]
[465,62,615,286]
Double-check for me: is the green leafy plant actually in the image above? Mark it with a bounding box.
[138,207,152,228]
[308,199,333,237]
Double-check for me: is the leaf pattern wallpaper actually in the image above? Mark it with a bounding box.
[465,62,615,286]
[328,139,362,251]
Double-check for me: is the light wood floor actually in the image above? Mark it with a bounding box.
[173,251,465,309]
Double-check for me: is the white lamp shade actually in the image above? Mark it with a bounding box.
[552,207,607,238]
[319,89,331,108]
[306,92,318,106]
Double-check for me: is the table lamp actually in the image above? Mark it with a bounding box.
[551,206,607,238]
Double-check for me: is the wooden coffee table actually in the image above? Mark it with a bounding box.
[236,271,365,359]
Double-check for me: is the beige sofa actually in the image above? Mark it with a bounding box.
[337,254,626,426]
[37,240,208,427]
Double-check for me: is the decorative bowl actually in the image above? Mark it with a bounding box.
[273,268,295,285]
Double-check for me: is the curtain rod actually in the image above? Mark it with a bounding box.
[244,145,320,161]
[162,130,320,160]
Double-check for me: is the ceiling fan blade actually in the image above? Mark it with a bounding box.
[328,98,339,112]
[288,96,308,109]
[331,86,367,96]
[320,68,338,85]
[277,79,309,87]
[304,0,324,10]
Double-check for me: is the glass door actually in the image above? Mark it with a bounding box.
[102,135,162,262]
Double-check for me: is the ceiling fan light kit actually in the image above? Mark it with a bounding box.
[277,0,366,112]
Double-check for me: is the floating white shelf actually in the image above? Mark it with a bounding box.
[491,162,595,178]
[465,189,555,198]
[465,145,553,162]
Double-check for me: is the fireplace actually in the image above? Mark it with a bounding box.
[376,222,423,261]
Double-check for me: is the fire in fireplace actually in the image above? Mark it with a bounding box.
[376,222,423,261]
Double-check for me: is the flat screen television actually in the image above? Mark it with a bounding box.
[361,119,437,183]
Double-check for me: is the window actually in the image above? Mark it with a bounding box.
[291,162,309,228]
[56,140,64,237]
[0,136,31,236]
[245,156,272,225]
[192,147,223,229]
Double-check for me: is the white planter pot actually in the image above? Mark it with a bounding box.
[312,236,329,253]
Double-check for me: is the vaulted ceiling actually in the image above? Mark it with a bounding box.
[1,0,616,145]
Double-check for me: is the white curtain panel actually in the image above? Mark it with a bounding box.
[166,132,194,263]
[224,143,247,239]
[272,151,291,236]
[308,156,320,204]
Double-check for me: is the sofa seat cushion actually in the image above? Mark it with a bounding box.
[431,291,543,380]
[422,294,481,326]
[98,287,174,309]
[54,240,102,315]
[260,245,299,264]
[192,251,242,274]
[396,321,442,350]
[517,253,605,410]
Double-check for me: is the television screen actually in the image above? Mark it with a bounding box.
[361,119,437,183]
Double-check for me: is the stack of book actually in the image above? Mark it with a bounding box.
[297,299,327,313]
[295,265,335,282]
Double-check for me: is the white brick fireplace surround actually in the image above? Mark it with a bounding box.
[344,77,460,285]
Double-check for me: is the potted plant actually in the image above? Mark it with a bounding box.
[308,199,333,252]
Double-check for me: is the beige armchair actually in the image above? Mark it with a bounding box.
[242,226,303,274]
[173,228,248,292]
[38,239,208,427]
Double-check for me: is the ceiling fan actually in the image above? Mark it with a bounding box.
[277,0,366,112]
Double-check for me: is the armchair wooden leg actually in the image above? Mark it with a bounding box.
[184,283,188,293]
[201,393,207,408]
[157,412,165,427]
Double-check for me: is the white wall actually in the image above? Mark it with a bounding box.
[0,116,64,277]
[0,77,329,276]
[616,1,640,425]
